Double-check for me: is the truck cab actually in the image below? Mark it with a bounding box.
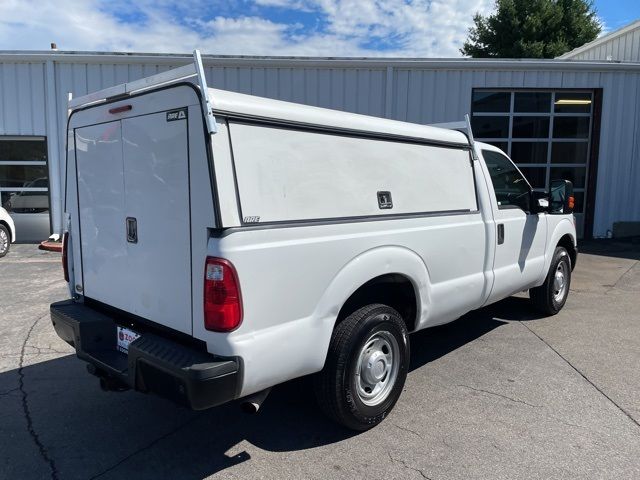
[476,142,577,306]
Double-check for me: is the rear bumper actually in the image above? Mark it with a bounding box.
[50,300,240,410]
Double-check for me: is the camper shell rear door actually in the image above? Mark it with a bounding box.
[67,84,210,336]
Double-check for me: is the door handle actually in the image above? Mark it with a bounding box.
[497,223,504,245]
[126,217,138,243]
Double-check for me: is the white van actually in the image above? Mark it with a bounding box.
[51,51,577,430]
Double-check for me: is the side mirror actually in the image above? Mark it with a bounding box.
[531,191,549,213]
[549,179,574,214]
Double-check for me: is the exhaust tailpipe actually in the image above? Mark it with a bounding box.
[90,364,130,392]
[99,376,130,392]
[87,363,131,392]
[240,388,271,414]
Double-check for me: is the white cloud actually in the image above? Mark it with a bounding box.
[596,16,609,36]
[254,0,314,10]
[0,0,495,57]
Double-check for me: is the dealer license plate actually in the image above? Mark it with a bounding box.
[117,326,140,354]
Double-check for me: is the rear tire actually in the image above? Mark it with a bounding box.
[530,246,571,315]
[314,304,409,431]
[0,224,10,258]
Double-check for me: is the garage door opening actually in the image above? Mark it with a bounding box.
[471,89,601,238]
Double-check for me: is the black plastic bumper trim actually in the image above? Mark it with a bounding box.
[50,300,240,410]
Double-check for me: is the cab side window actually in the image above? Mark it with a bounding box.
[483,150,531,211]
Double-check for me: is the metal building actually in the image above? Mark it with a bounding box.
[0,51,639,241]
[559,19,640,63]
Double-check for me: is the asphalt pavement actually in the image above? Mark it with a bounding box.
[1,241,639,480]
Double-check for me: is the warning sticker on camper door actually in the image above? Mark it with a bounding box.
[166,108,188,121]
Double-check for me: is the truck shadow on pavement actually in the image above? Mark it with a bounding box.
[408,295,543,373]
[578,239,640,261]
[3,296,542,480]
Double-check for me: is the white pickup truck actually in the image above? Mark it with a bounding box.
[51,52,577,431]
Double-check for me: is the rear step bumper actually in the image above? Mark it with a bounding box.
[50,300,240,410]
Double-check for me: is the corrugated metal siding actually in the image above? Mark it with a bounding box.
[204,66,387,116]
[562,24,640,62]
[0,55,638,237]
[594,71,640,235]
[0,63,46,135]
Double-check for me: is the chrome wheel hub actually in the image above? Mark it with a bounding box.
[355,331,399,406]
[553,261,567,302]
[362,350,388,384]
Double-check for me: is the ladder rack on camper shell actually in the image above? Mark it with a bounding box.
[68,49,217,134]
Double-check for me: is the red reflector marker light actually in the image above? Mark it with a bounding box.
[204,257,243,332]
[62,231,70,282]
[108,105,132,114]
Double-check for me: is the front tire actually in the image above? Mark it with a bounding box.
[0,224,10,258]
[530,246,571,315]
[314,304,409,431]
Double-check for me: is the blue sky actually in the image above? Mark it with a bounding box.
[595,0,639,31]
[0,0,637,57]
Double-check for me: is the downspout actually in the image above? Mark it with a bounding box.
[44,59,62,240]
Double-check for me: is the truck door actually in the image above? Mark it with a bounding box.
[75,109,192,334]
[480,148,547,303]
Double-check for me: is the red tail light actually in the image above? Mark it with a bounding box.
[108,104,132,114]
[62,231,70,282]
[204,257,243,332]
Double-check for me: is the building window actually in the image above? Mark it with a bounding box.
[0,137,49,214]
[471,89,593,235]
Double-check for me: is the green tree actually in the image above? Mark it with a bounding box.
[461,0,601,58]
